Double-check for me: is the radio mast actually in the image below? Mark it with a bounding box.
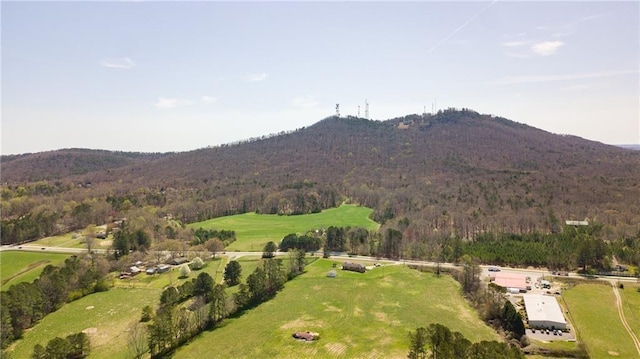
[365,100,369,119]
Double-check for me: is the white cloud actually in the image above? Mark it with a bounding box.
[502,40,529,48]
[531,41,564,56]
[101,57,135,69]
[291,96,319,109]
[492,69,638,85]
[201,96,218,104]
[154,97,195,109]
[243,72,268,82]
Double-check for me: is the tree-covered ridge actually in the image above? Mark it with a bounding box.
[2,109,640,247]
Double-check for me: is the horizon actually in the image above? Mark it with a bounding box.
[2,1,638,155]
[2,111,639,156]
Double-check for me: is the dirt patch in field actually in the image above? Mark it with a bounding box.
[312,285,322,291]
[608,351,619,356]
[353,306,363,317]
[85,306,94,310]
[323,303,342,312]
[82,327,97,334]
[373,312,401,326]
[99,240,112,247]
[280,317,325,330]
[324,342,347,356]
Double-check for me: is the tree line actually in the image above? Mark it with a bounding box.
[1,255,109,349]
[407,323,524,359]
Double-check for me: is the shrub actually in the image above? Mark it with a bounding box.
[191,257,204,270]
[179,264,191,278]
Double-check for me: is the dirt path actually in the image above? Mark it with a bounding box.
[612,283,640,356]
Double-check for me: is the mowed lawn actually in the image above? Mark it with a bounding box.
[175,259,500,359]
[24,232,114,250]
[188,204,379,251]
[563,283,639,358]
[7,287,161,359]
[1,251,72,290]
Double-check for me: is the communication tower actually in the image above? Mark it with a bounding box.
[365,100,369,119]
[336,104,340,117]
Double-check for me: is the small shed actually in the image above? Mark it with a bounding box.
[327,270,337,278]
[342,262,366,273]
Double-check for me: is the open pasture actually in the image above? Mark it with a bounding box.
[562,283,639,358]
[175,259,499,359]
[23,232,88,249]
[6,287,162,359]
[188,204,379,251]
[1,251,72,290]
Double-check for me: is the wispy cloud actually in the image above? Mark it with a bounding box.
[201,96,218,104]
[502,40,530,48]
[243,72,268,82]
[531,41,564,56]
[562,84,591,91]
[427,0,498,54]
[154,97,195,109]
[101,57,135,69]
[291,96,319,109]
[492,69,637,85]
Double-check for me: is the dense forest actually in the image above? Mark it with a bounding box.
[2,109,640,268]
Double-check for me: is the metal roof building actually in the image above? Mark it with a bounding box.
[523,294,567,330]
[490,272,529,291]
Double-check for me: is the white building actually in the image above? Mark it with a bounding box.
[523,294,567,330]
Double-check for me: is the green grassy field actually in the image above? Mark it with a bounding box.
[175,259,500,359]
[6,287,162,359]
[114,257,227,290]
[619,283,640,342]
[23,232,88,249]
[188,204,379,251]
[563,283,638,358]
[1,251,72,290]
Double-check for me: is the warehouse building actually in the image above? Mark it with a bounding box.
[523,294,567,330]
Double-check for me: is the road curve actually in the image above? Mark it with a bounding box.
[612,283,640,356]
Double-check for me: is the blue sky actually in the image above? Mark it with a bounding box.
[2,1,638,154]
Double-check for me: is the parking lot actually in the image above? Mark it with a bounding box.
[526,327,575,342]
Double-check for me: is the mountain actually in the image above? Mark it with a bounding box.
[2,109,639,240]
[618,144,640,151]
[1,149,171,183]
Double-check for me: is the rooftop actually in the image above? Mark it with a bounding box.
[523,294,567,325]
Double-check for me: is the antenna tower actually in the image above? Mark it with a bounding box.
[336,104,340,117]
[358,105,360,117]
[365,100,369,119]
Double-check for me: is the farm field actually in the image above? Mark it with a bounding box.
[23,232,90,249]
[0,251,72,290]
[6,287,161,359]
[175,259,500,359]
[563,283,639,358]
[620,283,640,343]
[188,204,379,251]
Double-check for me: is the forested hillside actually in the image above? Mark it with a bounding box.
[2,109,640,248]
[0,148,171,183]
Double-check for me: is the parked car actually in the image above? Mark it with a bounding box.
[488,267,501,272]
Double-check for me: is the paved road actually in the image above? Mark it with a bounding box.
[3,245,638,284]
